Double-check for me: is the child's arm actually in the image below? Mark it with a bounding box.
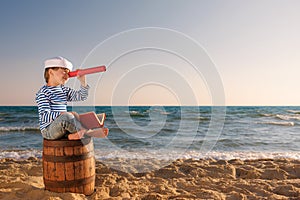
[77,74,87,87]
[36,92,60,123]
[64,84,90,102]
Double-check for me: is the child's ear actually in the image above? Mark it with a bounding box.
[49,69,54,75]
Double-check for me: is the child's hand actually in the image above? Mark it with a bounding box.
[77,73,87,87]
[70,111,80,121]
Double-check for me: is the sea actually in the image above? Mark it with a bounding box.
[0,106,299,161]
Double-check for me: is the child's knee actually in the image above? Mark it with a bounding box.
[60,112,75,121]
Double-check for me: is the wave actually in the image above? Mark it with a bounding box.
[257,121,295,126]
[287,110,300,114]
[259,113,274,117]
[275,114,300,121]
[126,110,177,118]
[124,110,147,117]
[1,149,299,161]
[160,111,172,115]
[0,126,40,132]
[260,112,300,121]
[0,150,42,159]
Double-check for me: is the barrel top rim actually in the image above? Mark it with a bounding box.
[43,137,92,147]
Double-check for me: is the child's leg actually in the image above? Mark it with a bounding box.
[67,129,86,140]
[85,127,109,138]
[42,112,85,140]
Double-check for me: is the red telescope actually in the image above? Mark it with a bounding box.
[68,66,106,77]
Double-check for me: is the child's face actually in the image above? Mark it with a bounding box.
[50,67,70,85]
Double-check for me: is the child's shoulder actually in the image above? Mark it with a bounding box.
[36,85,54,96]
[36,85,71,95]
[36,85,48,93]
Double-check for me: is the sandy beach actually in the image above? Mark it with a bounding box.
[0,157,299,200]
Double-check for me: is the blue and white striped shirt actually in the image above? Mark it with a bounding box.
[36,84,90,130]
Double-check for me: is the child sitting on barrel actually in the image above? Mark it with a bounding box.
[36,56,108,140]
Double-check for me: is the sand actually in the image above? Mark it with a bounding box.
[0,157,299,200]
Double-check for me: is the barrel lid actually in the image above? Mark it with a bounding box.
[43,137,91,147]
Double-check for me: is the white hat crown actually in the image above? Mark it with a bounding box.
[44,56,73,71]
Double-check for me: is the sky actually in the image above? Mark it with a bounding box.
[0,0,300,106]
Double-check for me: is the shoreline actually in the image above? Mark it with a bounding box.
[1,148,299,161]
[0,157,299,199]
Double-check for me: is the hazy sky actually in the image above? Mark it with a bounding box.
[1,0,299,106]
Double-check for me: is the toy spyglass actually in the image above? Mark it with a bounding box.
[68,66,106,77]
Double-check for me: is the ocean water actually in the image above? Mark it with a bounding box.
[0,106,299,161]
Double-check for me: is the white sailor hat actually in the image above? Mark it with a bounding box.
[44,56,73,71]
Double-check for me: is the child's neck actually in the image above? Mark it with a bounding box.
[47,79,61,87]
[47,82,61,87]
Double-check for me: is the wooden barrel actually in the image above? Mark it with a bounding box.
[43,137,95,195]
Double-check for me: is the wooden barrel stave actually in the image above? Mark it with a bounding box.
[43,137,95,195]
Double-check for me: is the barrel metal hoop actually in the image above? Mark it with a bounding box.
[43,151,94,162]
[44,175,95,188]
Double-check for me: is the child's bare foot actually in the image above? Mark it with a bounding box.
[68,129,86,140]
[85,127,109,138]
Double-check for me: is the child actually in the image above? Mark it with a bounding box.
[36,56,109,140]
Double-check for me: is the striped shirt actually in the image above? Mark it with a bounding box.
[36,84,90,130]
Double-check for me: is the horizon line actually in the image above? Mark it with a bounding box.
[1,104,300,107]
